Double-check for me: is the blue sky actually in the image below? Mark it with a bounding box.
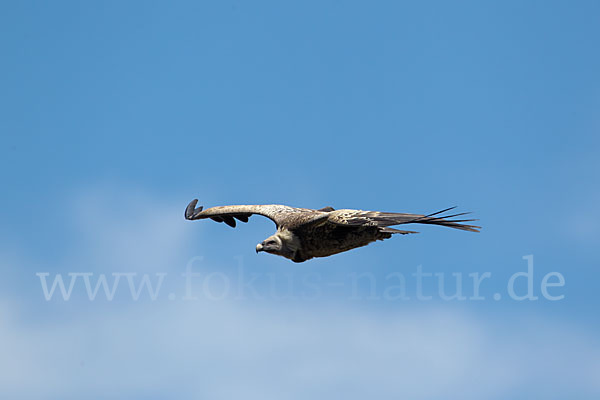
[1,1,599,399]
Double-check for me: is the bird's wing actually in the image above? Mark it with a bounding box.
[184,199,322,228]
[327,207,480,232]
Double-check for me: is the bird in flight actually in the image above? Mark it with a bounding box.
[185,199,479,263]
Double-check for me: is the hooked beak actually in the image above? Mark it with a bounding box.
[255,243,263,253]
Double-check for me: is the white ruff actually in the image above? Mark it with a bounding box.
[276,228,301,252]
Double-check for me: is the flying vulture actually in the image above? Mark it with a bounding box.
[184,199,479,263]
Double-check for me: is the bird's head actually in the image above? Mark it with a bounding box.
[255,231,297,260]
[256,234,283,254]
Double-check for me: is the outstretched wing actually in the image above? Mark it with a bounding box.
[327,207,480,232]
[184,199,322,228]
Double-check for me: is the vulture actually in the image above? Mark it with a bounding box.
[185,199,479,263]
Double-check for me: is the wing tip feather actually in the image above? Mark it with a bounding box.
[185,199,203,220]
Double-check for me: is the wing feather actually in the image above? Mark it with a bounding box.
[184,199,319,228]
[328,208,480,232]
[185,200,479,232]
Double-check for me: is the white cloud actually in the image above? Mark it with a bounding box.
[64,185,194,272]
[1,300,599,400]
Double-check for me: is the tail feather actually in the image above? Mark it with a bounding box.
[379,227,419,235]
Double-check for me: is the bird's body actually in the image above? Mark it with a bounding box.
[289,222,390,262]
[185,200,479,262]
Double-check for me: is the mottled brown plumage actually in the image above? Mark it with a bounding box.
[185,199,479,262]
